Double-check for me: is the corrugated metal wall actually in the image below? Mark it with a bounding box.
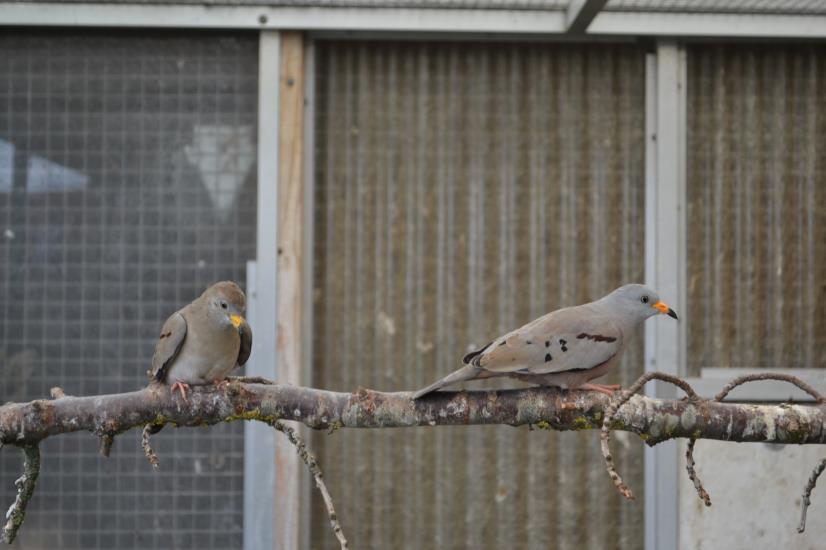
[310,41,646,549]
[687,45,826,374]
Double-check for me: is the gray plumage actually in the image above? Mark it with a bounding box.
[413,283,677,398]
[150,281,252,392]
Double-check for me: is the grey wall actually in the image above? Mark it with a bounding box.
[309,40,647,550]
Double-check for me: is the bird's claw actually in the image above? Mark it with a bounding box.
[214,379,232,391]
[170,382,190,402]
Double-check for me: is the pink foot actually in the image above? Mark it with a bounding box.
[214,379,232,390]
[580,383,621,397]
[170,382,191,402]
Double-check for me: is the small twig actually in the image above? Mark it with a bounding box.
[685,439,711,506]
[798,456,826,533]
[98,433,114,458]
[2,446,41,544]
[271,420,348,549]
[49,387,67,399]
[715,372,825,403]
[690,372,826,514]
[141,425,160,470]
[601,371,700,500]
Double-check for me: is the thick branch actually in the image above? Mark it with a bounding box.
[1,381,825,447]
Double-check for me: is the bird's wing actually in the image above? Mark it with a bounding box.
[149,312,188,382]
[477,306,623,375]
[236,317,253,367]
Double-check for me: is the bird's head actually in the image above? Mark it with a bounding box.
[203,281,247,329]
[601,283,678,323]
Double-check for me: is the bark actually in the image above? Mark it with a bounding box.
[2,378,826,543]
[1,380,824,447]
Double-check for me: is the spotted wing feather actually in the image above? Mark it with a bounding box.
[150,312,188,382]
[477,306,623,375]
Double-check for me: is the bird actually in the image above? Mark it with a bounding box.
[149,281,252,402]
[412,283,677,399]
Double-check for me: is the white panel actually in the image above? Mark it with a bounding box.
[0,3,566,33]
[591,11,826,37]
[678,440,826,549]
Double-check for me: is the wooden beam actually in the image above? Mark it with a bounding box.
[275,30,306,550]
[566,0,609,33]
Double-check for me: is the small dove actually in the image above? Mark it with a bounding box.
[413,283,677,398]
[149,281,252,401]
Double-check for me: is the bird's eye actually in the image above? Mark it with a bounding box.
[221,302,228,309]
[641,296,649,304]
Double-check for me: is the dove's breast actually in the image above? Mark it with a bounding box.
[166,322,240,385]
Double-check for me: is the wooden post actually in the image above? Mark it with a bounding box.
[275,31,306,550]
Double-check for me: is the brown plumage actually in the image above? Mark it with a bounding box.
[413,284,677,398]
[149,281,253,401]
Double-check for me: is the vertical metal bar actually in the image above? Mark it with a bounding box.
[644,41,686,550]
[244,30,280,550]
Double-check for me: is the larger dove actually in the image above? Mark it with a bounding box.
[413,283,677,398]
[149,281,252,401]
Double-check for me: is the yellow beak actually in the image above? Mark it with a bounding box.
[230,314,244,328]
[652,301,679,320]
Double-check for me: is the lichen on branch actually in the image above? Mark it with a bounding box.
[1,380,824,447]
[0,375,825,543]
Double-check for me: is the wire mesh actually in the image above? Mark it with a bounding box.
[0,30,258,549]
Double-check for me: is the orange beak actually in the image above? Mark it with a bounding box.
[653,301,678,320]
[230,314,244,328]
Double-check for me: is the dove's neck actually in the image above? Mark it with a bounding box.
[590,296,647,329]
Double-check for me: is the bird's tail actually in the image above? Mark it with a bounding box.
[412,365,487,399]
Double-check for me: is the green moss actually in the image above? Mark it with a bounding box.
[784,429,807,444]
[224,408,280,424]
[571,417,594,431]
[150,414,178,428]
[534,420,552,431]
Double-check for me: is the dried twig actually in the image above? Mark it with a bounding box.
[1,446,41,544]
[49,387,67,399]
[270,420,348,550]
[98,433,115,458]
[798,457,826,533]
[715,372,825,403]
[687,372,826,511]
[141,425,160,470]
[601,371,700,500]
[685,439,711,506]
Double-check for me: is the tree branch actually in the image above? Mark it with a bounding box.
[2,380,825,446]
[1,376,825,543]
